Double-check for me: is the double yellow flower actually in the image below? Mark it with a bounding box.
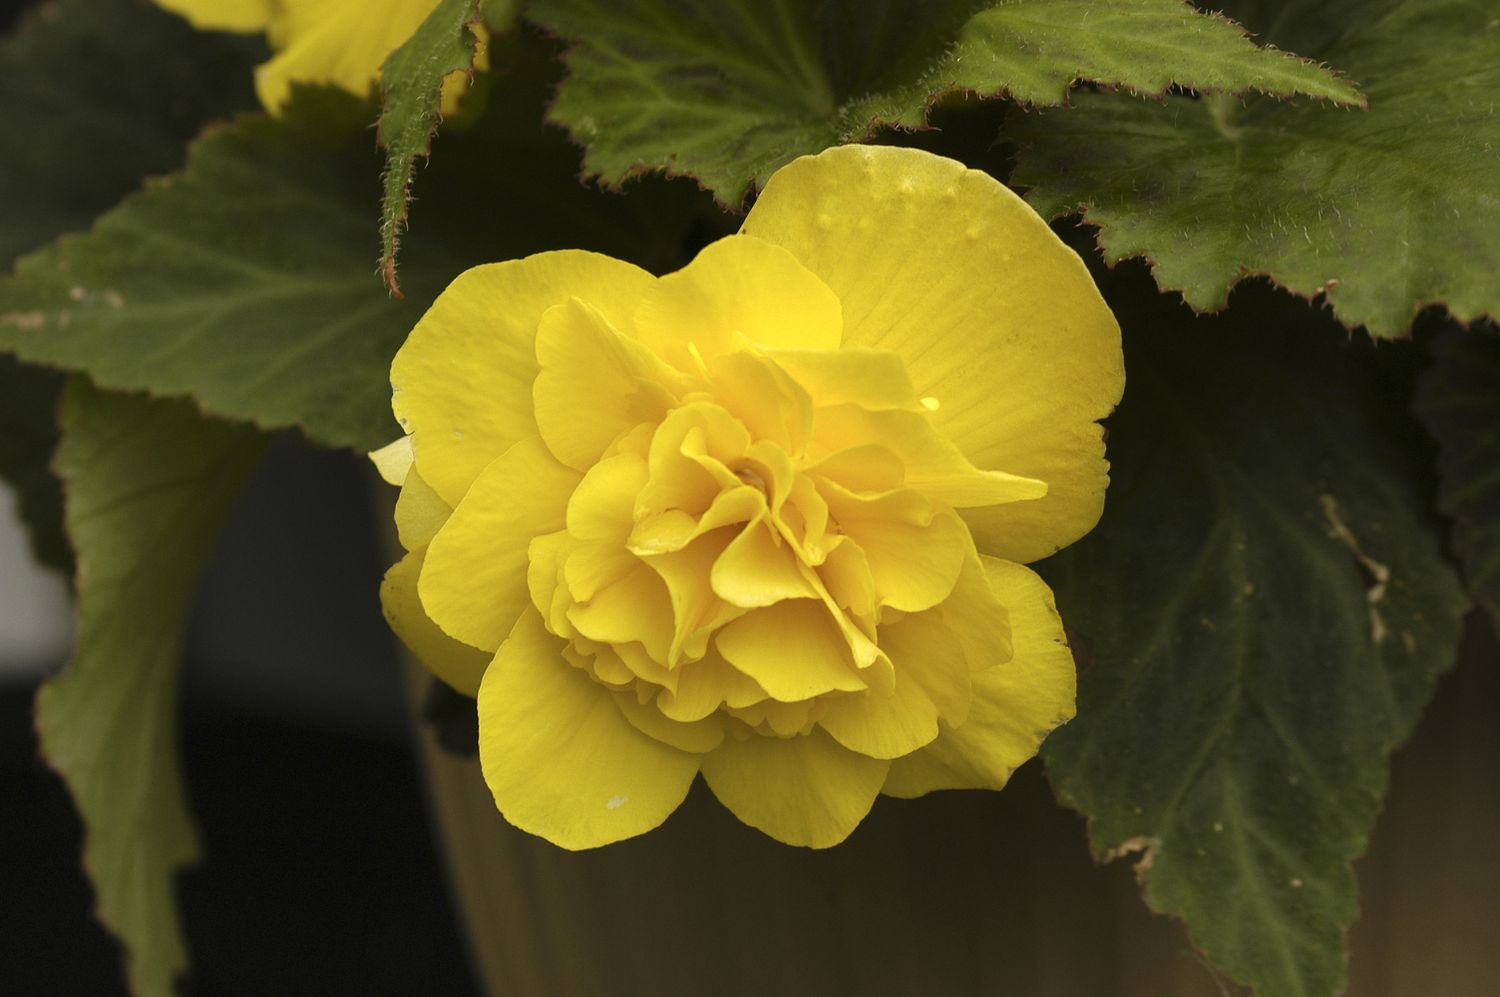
[375,145,1123,849]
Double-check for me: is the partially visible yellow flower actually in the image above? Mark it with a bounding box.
[155,0,484,113]
[373,145,1124,850]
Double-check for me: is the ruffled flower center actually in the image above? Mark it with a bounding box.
[525,269,1047,748]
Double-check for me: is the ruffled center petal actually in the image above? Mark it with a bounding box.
[492,234,1055,792]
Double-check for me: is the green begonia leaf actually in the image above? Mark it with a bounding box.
[525,0,1359,204]
[0,0,258,572]
[1013,0,1500,337]
[1039,274,1469,996]
[377,0,482,293]
[0,37,716,452]
[0,0,259,265]
[36,381,263,997]
[1415,328,1500,630]
[0,89,415,451]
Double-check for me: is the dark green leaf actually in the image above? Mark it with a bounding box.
[35,381,263,997]
[1013,0,1500,336]
[1415,327,1500,630]
[0,0,260,265]
[0,89,414,450]
[0,0,259,571]
[378,0,483,293]
[1040,273,1468,996]
[0,35,718,452]
[526,0,1358,204]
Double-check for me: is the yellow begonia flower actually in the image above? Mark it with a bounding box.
[376,145,1124,850]
[154,0,484,113]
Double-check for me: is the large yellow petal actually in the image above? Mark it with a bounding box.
[479,610,700,849]
[565,451,646,543]
[711,518,818,609]
[420,437,580,652]
[714,599,868,701]
[391,251,655,507]
[154,0,271,32]
[813,405,1047,510]
[380,549,491,697]
[633,234,841,371]
[640,529,747,665]
[705,351,813,457]
[700,727,889,848]
[817,482,969,613]
[882,557,1075,798]
[817,660,941,760]
[769,347,924,413]
[938,548,1013,672]
[878,604,975,728]
[743,144,1124,563]
[533,298,684,471]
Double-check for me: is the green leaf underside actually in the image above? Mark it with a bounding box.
[377,0,481,294]
[1014,0,1500,337]
[0,34,718,452]
[1415,328,1500,629]
[0,0,259,571]
[527,0,1358,204]
[36,381,263,997]
[1040,276,1467,997]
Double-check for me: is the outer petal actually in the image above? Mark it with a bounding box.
[634,234,841,371]
[877,604,975,728]
[743,145,1124,563]
[420,437,581,652]
[393,465,452,552]
[478,609,700,849]
[369,435,414,486]
[154,0,272,31]
[882,558,1075,798]
[255,0,441,110]
[700,727,889,848]
[391,251,655,507]
[816,662,941,760]
[380,549,491,697]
